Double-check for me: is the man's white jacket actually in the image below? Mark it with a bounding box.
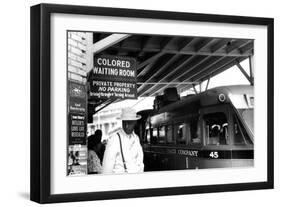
[102,128,144,174]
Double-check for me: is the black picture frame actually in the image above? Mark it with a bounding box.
[30,3,274,204]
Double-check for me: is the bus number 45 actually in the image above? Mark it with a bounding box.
[209,151,219,159]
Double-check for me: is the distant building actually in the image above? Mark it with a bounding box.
[88,108,122,139]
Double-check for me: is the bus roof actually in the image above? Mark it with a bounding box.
[155,85,253,114]
[208,85,253,96]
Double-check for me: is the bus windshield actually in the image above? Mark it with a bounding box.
[229,93,254,135]
[237,109,254,134]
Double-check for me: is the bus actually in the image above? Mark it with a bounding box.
[139,85,254,171]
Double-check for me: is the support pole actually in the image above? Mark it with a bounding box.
[205,77,210,91]
[248,56,254,85]
[236,60,253,85]
[192,84,198,94]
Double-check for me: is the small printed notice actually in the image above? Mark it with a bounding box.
[67,145,87,176]
[68,81,87,113]
[90,55,137,99]
[68,113,86,145]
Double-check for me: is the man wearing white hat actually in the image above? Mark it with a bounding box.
[102,108,144,174]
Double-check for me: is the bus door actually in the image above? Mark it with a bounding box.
[142,122,156,171]
[148,123,176,171]
[199,104,233,169]
[174,115,202,170]
[143,122,169,171]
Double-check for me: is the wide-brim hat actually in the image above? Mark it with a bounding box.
[117,108,141,121]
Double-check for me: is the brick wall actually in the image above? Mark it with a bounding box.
[67,31,89,176]
[68,32,88,83]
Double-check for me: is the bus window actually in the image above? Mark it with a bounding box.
[189,118,200,144]
[233,114,253,145]
[166,125,174,144]
[158,126,166,144]
[175,123,188,145]
[145,129,151,143]
[204,112,228,145]
[151,128,158,144]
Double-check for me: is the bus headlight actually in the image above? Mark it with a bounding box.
[218,93,226,102]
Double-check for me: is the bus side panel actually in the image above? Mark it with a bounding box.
[144,151,174,171]
[144,151,199,171]
[176,155,198,169]
[198,159,253,169]
[143,151,161,171]
[198,159,232,169]
[143,152,155,171]
[231,159,254,167]
[157,153,174,170]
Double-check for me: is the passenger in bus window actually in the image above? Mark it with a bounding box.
[209,125,220,145]
[175,123,188,145]
[219,123,228,144]
[151,128,158,144]
[190,119,200,144]
[204,112,228,145]
[145,128,151,144]
[158,126,166,144]
[166,125,174,144]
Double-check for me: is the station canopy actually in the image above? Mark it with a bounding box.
[92,33,254,98]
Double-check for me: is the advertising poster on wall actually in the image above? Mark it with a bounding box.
[68,113,87,145]
[67,145,87,176]
[69,81,87,113]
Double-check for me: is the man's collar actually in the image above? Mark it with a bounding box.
[119,128,135,137]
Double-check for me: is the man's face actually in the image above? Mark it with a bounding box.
[122,120,137,135]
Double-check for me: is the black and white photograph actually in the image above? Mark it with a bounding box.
[1,0,279,206]
[29,3,274,204]
[67,31,254,176]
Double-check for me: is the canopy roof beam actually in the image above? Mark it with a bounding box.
[148,55,211,96]
[137,81,198,85]
[111,45,253,57]
[179,56,248,93]
[137,52,165,70]
[138,55,196,96]
[137,54,181,93]
[90,33,255,98]
[200,57,248,83]
[177,41,253,93]
[178,57,237,92]
[140,36,249,96]
[90,34,131,54]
